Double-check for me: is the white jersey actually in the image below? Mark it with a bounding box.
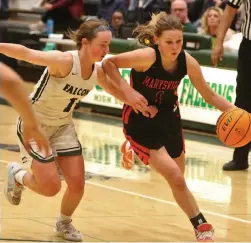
[29,50,97,126]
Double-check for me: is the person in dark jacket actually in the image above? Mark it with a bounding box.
[29,0,84,33]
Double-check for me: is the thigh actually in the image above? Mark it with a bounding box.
[164,130,185,171]
[164,132,184,157]
[51,123,82,157]
[17,117,61,187]
[173,151,185,174]
[56,155,85,188]
[149,146,183,180]
[17,117,54,167]
[31,159,61,186]
[50,123,84,185]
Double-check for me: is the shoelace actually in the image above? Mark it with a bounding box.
[59,219,79,234]
[13,188,23,198]
[196,229,214,240]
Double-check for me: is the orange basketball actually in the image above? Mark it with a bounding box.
[216,108,251,148]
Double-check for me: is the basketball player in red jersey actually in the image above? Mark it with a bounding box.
[103,12,236,242]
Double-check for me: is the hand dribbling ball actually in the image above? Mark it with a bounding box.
[216,108,251,148]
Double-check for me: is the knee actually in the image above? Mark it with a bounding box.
[168,174,187,191]
[67,177,85,195]
[40,179,61,197]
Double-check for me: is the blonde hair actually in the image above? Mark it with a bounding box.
[133,12,183,46]
[67,18,110,50]
[201,7,223,35]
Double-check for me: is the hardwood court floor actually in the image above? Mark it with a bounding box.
[0,104,251,242]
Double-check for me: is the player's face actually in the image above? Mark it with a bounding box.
[88,30,112,62]
[156,30,183,61]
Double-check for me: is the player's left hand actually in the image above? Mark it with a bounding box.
[127,90,149,116]
[22,122,50,157]
[147,105,158,118]
[126,90,159,118]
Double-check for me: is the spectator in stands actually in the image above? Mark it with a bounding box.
[189,0,227,23]
[110,10,125,37]
[127,0,162,23]
[188,0,239,30]
[29,0,84,33]
[205,0,228,11]
[171,0,197,33]
[0,0,9,19]
[97,0,127,25]
[198,6,235,47]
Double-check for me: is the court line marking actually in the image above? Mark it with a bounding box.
[1,159,251,225]
[86,181,251,225]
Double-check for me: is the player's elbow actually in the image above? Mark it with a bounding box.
[102,58,116,72]
[102,58,110,69]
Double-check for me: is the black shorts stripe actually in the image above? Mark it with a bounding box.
[31,69,50,103]
[17,117,54,163]
[57,149,82,156]
[56,141,82,156]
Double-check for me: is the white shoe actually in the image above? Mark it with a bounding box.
[195,223,214,242]
[4,162,24,205]
[54,219,83,241]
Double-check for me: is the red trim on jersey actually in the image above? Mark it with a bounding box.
[124,106,133,124]
[122,104,128,123]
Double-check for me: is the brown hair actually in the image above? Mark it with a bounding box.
[133,12,183,46]
[67,18,110,50]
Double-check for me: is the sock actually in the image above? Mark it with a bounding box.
[190,212,207,229]
[58,213,71,222]
[14,170,28,185]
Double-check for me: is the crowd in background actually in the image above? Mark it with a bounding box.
[0,0,244,49]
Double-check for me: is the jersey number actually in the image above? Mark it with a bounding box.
[63,98,78,112]
[155,91,164,105]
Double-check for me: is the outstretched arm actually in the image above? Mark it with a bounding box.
[186,52,235,112]
[0,43,72,76]
[97,65,158,117]
[0,63,50,155]
[101,48,159,117]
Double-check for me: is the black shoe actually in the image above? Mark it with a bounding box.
[222,160,249,171]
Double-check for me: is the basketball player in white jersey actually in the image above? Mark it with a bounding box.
[0,18,154,241]
[0,63,50,155]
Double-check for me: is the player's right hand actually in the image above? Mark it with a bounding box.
[211,43,224,67]
[22,122,50,157]
[128,90,158,118]
[128,90,149,116]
